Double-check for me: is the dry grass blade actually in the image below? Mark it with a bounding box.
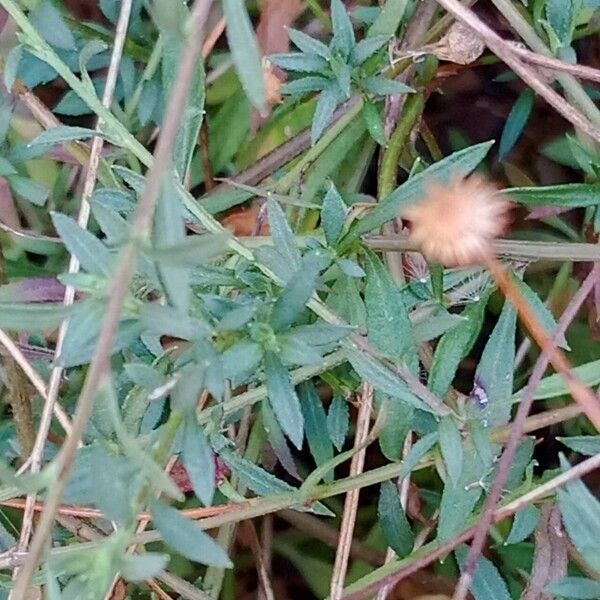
[330,383,374,600]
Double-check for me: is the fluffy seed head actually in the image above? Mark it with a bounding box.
[401,175,511,266]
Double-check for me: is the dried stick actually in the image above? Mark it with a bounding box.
[434,0,600,143]
[330,383,374,600]
[451,264,600,600]
[11,1,214,595]
[242,521,275,600]
[12,0,134,575]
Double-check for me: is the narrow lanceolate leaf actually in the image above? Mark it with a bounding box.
[223,0,266,112]
[321,183,347,245]
[362,76,413,97]
[153,176,189,313]
[327,395,349,451]
[438,416,463,485]
[262,400,299,479]
[351,34,390,65]
[150,501,232,567]
[377,392,412,461]
[364,248,413,359]
[558,435,600,456]
[330,0,355,58]
[362,100,386,146]
[455,545,512,600]
[312,86,340,145]
[286,28,331,59]
[505,505,540,545]
[506,183,600,208]
[299,382,334,480]
[120,553,169,583]
[511,274,568,349]
[498,89,534,158]
[557,455,600,571]
[546,577,600,599]
[215,438,294,495]
[475,300,517,427]
[266,197,301,273]
[368,0,410,37]
[341,140,494,246]
[52,212,112,276]
[378,481,414,558]
[0,302,75,331]
[182,419,215,506]
[264,352,304,449]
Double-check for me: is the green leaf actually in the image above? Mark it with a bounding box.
[377,392,412,461]
[362,99,386,146]
[262,399,299,479]
[507,183,600,208]
[512,359,600,402]
[91,202,129,245]
[438,451,485,540]
[150,501,232,567]
[546,577,600,599]
[124,363,166,391]
[558,435,600,456]
[398,432,438,480]
[153,176,189,313]
[475,300,517,427]
[300,382,334,480]
[31,0,76,50]
[52,212,112,276]
[342,140,493,246]
[150,233,229,267]
[362,76,413,96]
[327,395,349,451]
[141,303,212,340]
[368,0,409,36]
[7,175,49,207]
[378,480,414,557]
[455,544,512,600]
[223,0,266,112]
[270,52,329,72]
[270,256,323,331]
[279,334,324,366]
[326,275,366,328]
[499,89,534,159]
[4,45,22,92]
[322,183,347,245]
[312,86,340,145]
[505,505,540,545]
[546,0,579,48]
[438,416,463,485]
[558,455,600,571]
[120,553,169,583]
[0,302,75,331]
[215,438,294,496]
[364,248,413,359]
[347,348,431,412]
[351,34,390,65]
[330,0,356,58]
[286,28,331,59]
[282,76,330,96]
[222,340,264,386]
[182,418,215,506]
[264,351,304,449]
[27,125,103,150]
[266,197,301,276]
[151,0,188,37]
[518,276,569,349]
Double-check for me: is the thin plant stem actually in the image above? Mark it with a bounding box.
[451,263,600,600]
[434,0,600,143]
[11,1,214,595]
[330,383,373,600]
[13,0,135,576]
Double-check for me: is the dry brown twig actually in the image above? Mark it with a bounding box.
[330,383,374,600]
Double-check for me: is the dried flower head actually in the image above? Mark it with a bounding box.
[401,175,511,266]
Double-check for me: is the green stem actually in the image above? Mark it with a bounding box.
[377,92,425,201]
